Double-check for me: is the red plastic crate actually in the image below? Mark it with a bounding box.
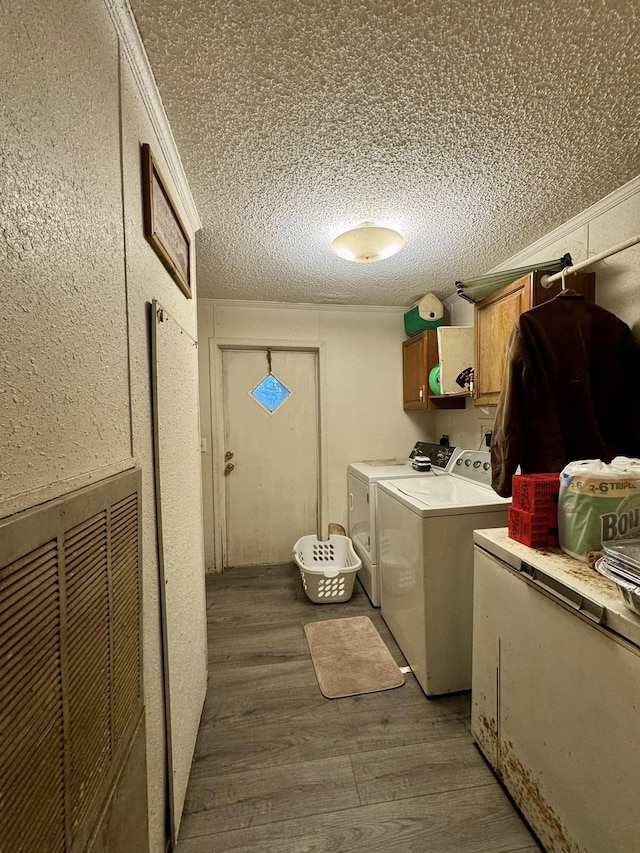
[508,506,554,549]
[512,473,560,513]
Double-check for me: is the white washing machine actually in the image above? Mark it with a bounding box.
[347,442,460,606]
[377,449,510,696]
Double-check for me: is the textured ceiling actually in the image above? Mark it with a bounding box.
[129,0,640,306]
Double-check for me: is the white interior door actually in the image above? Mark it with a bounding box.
[151,302,207,844]
[222,348,319,567]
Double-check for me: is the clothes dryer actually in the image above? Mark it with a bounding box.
[377,449,510,696]
[347,442,459,606]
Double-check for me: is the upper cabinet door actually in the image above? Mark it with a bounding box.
[474,273,533,407]
[474,270,595,407]
[402,330,466,411]
[402,332,430,409]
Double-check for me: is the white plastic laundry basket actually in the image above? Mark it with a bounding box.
[293,534,362,603]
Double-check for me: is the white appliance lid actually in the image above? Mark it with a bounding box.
[348,460,433,482]
[360,457,407,466]
[392,476,510,509]
[348,442,459,483]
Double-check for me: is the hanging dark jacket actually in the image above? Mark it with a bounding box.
[491,290,640,497]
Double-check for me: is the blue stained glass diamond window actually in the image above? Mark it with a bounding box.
[250,373,292,414]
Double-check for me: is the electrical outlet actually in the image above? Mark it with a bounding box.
[478,421,493,447]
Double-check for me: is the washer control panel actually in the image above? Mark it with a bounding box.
[411,442,460,473]
[453,450,494,487]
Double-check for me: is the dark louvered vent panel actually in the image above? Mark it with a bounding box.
[1,470,142,850]
[0,541,65,853]
[65,512,112,834]
[111,493,140,743]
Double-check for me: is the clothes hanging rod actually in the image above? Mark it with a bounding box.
[541,234,640,287]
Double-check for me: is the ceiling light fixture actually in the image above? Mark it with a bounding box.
[331,223,405,263]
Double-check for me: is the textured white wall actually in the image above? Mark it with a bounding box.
[0,1,130,499]
[198,302,437,569]
[590,191,640,333]
[1,4,205,852]
[435,181,640,450]
[119,55,204,850]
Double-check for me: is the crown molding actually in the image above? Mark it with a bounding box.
[104,0,202,233]
[197,298,408,313]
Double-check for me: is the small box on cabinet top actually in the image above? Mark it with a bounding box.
[509,473,560,548]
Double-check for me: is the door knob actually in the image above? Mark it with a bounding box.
[225,451,234,461]
[224,462,235,475]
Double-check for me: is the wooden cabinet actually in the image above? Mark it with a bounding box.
[474,269,595,407]
[402,329,466,411]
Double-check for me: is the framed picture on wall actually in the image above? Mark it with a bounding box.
[141,143,192,298]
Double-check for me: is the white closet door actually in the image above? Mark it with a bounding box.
[152,302,207,844]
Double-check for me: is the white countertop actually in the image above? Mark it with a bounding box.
[474,527,640,649]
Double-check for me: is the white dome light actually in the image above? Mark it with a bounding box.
[331,224,406,263]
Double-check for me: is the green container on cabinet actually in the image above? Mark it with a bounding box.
[403,293,445,337]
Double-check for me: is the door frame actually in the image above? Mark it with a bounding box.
[209,338,328,572]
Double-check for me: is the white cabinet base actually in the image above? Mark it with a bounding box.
[472,542,640,853]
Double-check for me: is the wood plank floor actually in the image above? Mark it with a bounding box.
[175,564,542,853]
